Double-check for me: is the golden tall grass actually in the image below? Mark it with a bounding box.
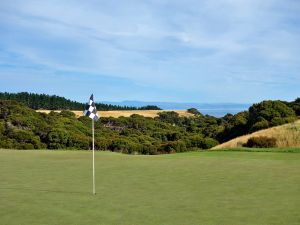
[37,110,193,118]
[213,120,300,149]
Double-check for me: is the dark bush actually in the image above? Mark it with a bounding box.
[244,136,277,148]
[139,105,161,110]
[47,129,69,149]
[0,137,17,149]
[0,121,4,135]
[201,137,219,149]
[188,135,204,148]
[7,129,44,149]
[60,110,76,118]
[18,143,35,150]
[0,101,10,119]
[187,108,202,116]
[157,111,180,125]
[141,144,158,155]
[110,138,141,154]
[94,138,113,150]
[159,141,187,153]
[271,117,285,126]
[249,100,296,131]
[287,98,300,116]
[166,132,181,141]
[68,133,90,149]
[250,120,269,132]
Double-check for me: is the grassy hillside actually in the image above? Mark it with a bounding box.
[213,119,300,149]
[0,150,299,225]
[37,109,194,118]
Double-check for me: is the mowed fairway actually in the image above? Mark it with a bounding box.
[0,150,299,225]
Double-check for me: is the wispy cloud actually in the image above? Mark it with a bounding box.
[0,0,299,102]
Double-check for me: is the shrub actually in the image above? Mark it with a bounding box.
[17,143,35,150]
[47,129,69,149]
[187,108,202,116]
[60,110,76,118]
[244,136,277,148]
[68,133,90,149]
[159,141,187,153]
[250,120,269,132]
[94,137,112,150]
[249,100,296,130]
[0,137,17,149]
[201,137,219,149]
[7,129,44,149]
[0,121,4,135]
[188,135,204,148]
[157,111,180,124]
[287,98,300,116]
[139,105,161,110]
[110,138,142,154]
[151,132,168,141]
[0,102,10,119]
[166,132,181,141]
[271,117,285,126]
[141,144,158,155]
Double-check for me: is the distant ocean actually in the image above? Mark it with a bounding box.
[101,101,252,118]
[195,109,249,117]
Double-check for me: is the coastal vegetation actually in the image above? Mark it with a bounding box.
[0,94,299,153]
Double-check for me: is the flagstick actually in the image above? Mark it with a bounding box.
[92,119,96,195]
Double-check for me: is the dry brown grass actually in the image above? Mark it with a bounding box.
[37,109,194,118]
[212,120,300,149]
[212,119,300,149]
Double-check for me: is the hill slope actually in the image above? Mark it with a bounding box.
[213,119,300,149]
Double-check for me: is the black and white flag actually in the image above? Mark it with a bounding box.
[84,94,99,121]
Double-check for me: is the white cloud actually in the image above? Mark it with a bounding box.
[0,0,299,102]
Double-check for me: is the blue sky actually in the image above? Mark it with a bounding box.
[0,0,299,103]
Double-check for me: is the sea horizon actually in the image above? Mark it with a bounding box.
[101,101,252,117]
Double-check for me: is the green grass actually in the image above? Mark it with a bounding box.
[212,147,300,153]
[0,150,299,225]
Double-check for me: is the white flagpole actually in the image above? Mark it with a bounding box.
[92,119,96,195]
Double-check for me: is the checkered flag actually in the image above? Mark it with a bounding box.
[83,94,99,121]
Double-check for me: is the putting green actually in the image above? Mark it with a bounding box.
[0,150,299,225]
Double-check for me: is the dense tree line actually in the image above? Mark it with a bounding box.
[0,92,160,111]
[0,98,298,153]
